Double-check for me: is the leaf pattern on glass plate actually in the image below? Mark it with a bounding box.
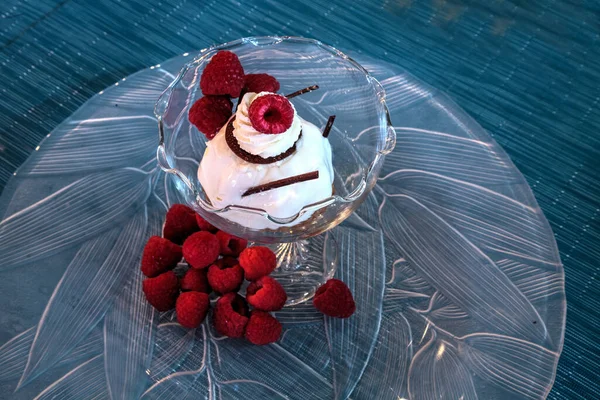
[352,313,412,400]
[0,327,34,383]
[383,127,515,185]
[18,210,147,388]
[496,259,565,304]
[95,69,176,108]
[341,191,379,233]
[418,292,469,321]
[458,333,560,400]
[0,326,103,383]
[278,325,330,378]
[325,228,386,400]
[378,170,558,265]
[104,210,157,399]
[408,333,478,400]
[383,258,433,313]
[210,336,332,400]
[379,195,547,343]
[273,302,323,326]
[32,355,107,400]
[18,116,158,176]
[0,168,151,270]
[141,327,207,400]
[149,323,196,381]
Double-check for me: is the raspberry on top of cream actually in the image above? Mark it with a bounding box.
[233,92,302,158]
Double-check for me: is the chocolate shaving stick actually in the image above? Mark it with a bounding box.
[285,85,319,99]
[242,171,319,197]
[322,115,336,138]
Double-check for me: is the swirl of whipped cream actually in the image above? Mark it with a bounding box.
[232,91,302,158]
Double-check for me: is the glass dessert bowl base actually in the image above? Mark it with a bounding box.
[258,232,337,306]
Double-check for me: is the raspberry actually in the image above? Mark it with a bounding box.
[180,268,211,293]
[313,279,356,318]
[245,311,282,345]
[242,73,280,97]
[216,231,248,256]
[195,213,218,233]
[143,271,179,312]
[140,236,182,278]
[176,291,210,329]
[213,293,249,338]
[214,256,239,268]
[207,260,244,294]
[200,50,245,97]
[238,246,277,280]
[188,96,233,140]
[182,231,220,269]
[246,276,287,311]
[248,94,294,134]
[164,204,199,245]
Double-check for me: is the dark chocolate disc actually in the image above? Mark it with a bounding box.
[225,117,301,164]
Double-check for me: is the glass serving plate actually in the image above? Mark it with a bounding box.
[0,47,565,400]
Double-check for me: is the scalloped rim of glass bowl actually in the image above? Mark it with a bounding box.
[155,35,396,225]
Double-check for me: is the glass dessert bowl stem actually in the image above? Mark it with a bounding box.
[258,232,338,306]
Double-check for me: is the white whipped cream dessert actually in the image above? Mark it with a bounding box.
[197,92,334,229]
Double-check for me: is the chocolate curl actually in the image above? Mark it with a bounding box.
[242,171,320,197]
[322,115,336,138]
[285,85,319,99]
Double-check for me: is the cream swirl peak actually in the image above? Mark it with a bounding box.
[232,92,302,158]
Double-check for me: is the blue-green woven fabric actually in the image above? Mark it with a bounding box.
[1,1,598,398]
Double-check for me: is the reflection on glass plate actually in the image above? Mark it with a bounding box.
[0,51,565,400]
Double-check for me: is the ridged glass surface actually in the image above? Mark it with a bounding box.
[0,53,565,399]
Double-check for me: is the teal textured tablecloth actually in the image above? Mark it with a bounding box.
[0,1,598,398]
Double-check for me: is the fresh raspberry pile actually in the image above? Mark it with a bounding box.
[140,203,356,346]
[188,50,285,141]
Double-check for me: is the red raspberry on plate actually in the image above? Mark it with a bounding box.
[180,268,211,293]
[216,230,248,256]
[200,50,245,97]
[143,271,179,312]
[243,73,280,96]
[188,96,233,140]
[313,279,356,318]
[246,276,287,311]
[195,213,218,233]
[245,311,282,345]
[182,231,220,269]
[140,236,182,278]
[164,204,199,245]
[207,260,244,294]
[248,94,294,134]
[213,293,249,338]
[176,291,210,329]
[238,246,277,280]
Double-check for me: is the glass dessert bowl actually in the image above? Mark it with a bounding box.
[156,36,395,304]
